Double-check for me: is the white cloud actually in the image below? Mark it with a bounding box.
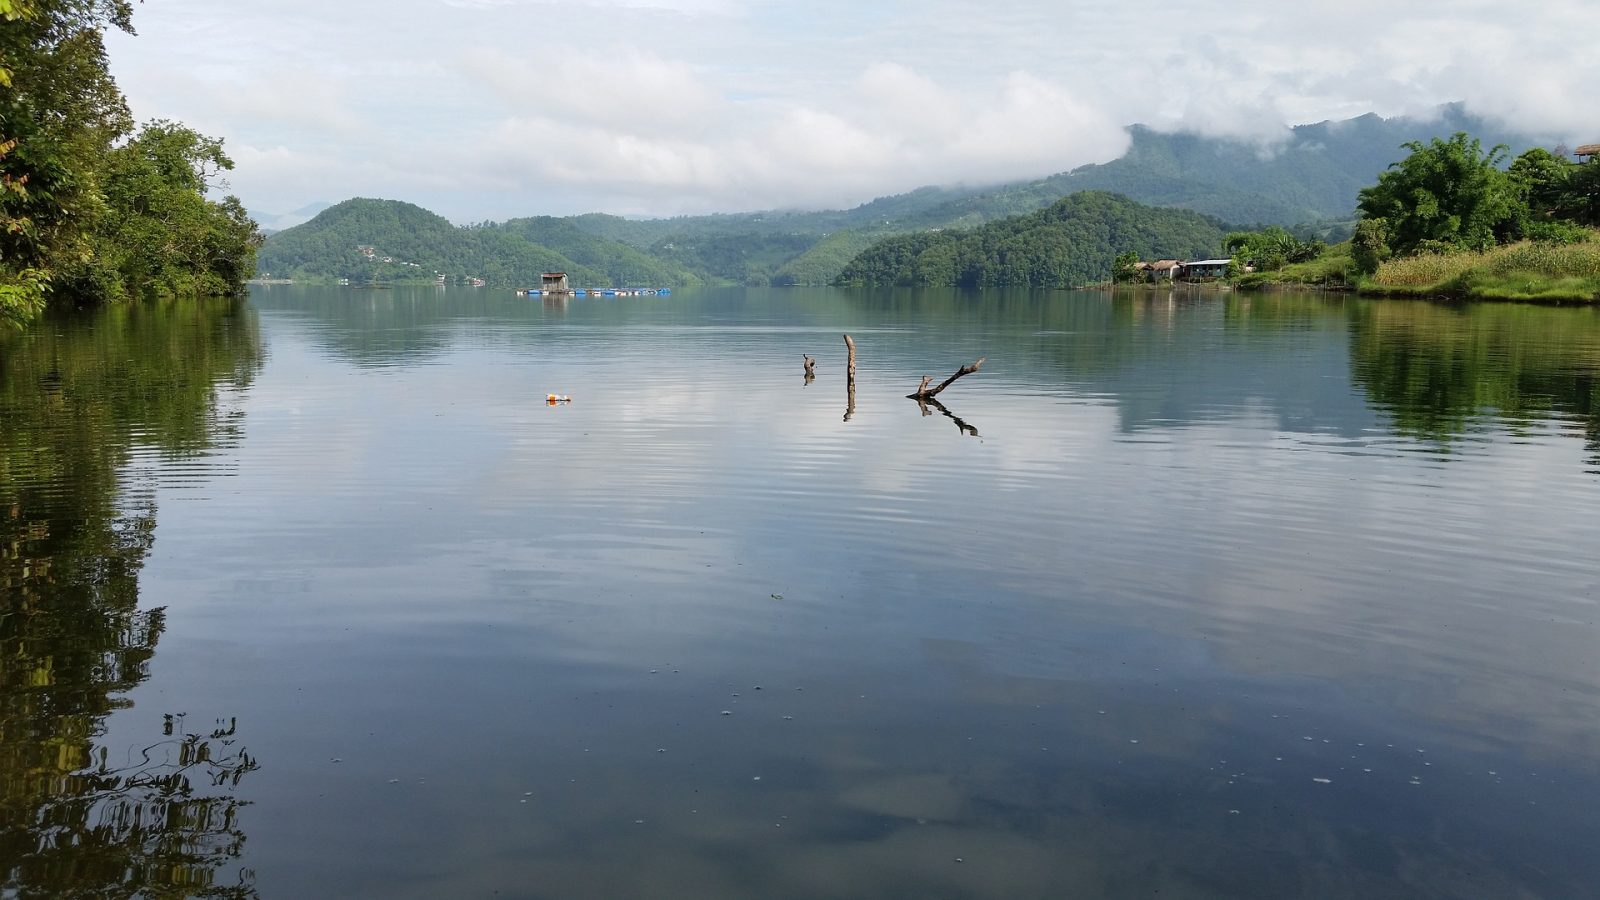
[104,0,1600,220]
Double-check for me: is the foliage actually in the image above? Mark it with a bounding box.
[0,1,258,325]
[1233,242,1357,289]
[1563,157,1600,227]
[0,0,132,320]
[1356,133,1521,254]
[1112,250,1142,283]
[835,192,1228,288]
[497,216,701,287]
[1351,218,1392,275]
[1224,226,1325,272]
[1508,147,1572,216]
[0,266,47,327]
[69,121,262,300]
[772,231,879,286]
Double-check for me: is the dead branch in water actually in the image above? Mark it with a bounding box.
[803,355,815,376]
[907,357,984,400]
[842,334,857,383]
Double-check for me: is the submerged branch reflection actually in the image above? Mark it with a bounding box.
[916,397,979,437]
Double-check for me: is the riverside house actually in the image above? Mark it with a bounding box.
[1180,259,1233,280]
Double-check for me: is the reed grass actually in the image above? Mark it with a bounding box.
[1363,238,1600,301]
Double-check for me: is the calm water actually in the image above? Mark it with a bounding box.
[4,286,1600,898]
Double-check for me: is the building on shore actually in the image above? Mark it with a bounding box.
[1180,259,1233,280]
[1147,260,1183,281]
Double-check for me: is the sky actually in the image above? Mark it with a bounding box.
[105,0,1600,226]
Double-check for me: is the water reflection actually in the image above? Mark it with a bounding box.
[916,398,979,437]
[0,299,264,897]
[249,285,1600,466]
[1348,301,1600,462]
[194,286,1600,896]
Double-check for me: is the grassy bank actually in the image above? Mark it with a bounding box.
[1359,238,1600,302]
[1234,244,1357,290]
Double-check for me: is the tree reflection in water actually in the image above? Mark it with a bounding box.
[1347,301,1600,467]
[0,299,264,898]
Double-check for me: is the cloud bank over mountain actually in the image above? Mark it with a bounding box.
[108,0,1600,221]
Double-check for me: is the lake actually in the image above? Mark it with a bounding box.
[3,286,1599,898]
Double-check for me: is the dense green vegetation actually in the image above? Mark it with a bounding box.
[834,192,1227,288]
[0,0,259,326]
[497,216,703,287]
[1349,134,1600,300]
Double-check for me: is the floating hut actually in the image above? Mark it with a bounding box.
[542,272,572,295]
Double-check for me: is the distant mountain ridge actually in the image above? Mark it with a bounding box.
[258,105,1553,287]
[836,192,1228,288]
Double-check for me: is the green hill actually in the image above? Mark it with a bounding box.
[835,192,1228,288]
[258,199,611,287]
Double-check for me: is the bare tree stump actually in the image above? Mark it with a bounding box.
[803,355,816,376]
[845,380,856,422]
[907,357,984,400]
[843,334,856,383]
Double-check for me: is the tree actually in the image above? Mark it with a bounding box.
[0,0,135,318]
[1560,158,1600,227]
[1356,133,1522,255]
[74,121,261,300]
[2,2,258,325]
[1351,218,1391,275]
[1112,250,1141,283]
[1224,226,1324,272]
[1508,148,1573,212]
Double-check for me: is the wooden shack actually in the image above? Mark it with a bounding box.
[1577,144,1600,160]
[541,272,571,294]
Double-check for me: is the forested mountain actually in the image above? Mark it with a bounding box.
[835,192,1228,288]
[257,199,613,286]
[258,106,1553,289]
[497,217,703,287]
